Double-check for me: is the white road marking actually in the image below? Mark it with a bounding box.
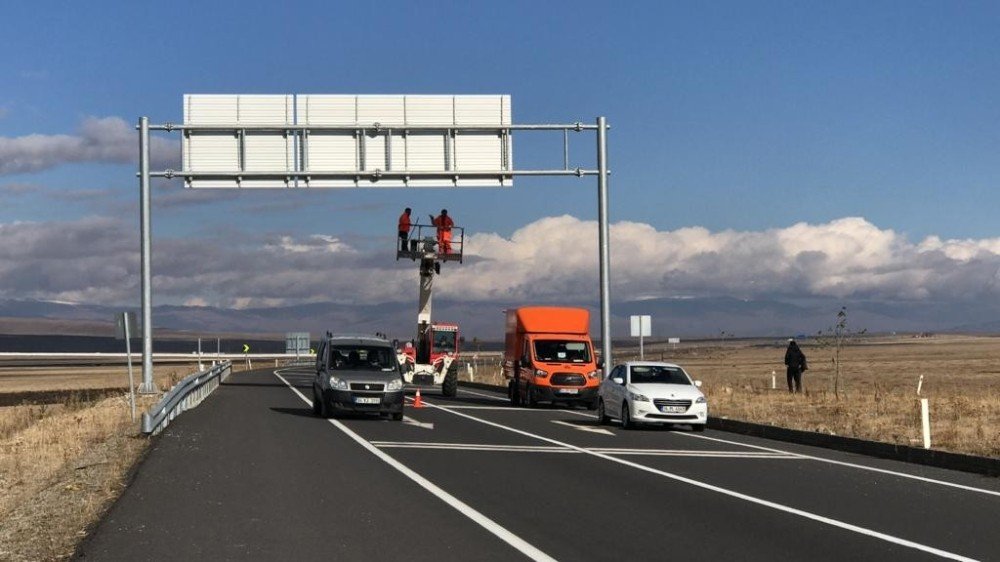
[370,441,798,458]
[417,396,979,562]
[463,387,1000,497]
[457,388,597,418]
[273,370,556,562]
[675,432,1000,498]
[402,415,434,430]
[551,420,615,436]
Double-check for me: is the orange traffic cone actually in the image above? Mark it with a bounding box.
[413,389,425,408]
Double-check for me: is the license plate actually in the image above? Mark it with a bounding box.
[558,388,579,395]
[662,406,686,413]
[354,396,381,404]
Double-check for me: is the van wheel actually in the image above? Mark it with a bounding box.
[392,412,404,421]
[509,379,521,407]
[526,384,538,408]
[318,395,331,419]
[597,399,609,425]
[621,404,633,430]
[312,389,321,416]
[442,365,458,397]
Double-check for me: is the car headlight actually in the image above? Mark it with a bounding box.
[387,378,403,391]
[534,369,548,378]
[586,370,598,379]
[695,396,707,404]
[628,391,650,402]
[329,376,349,390]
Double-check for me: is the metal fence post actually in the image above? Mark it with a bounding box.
[138,117,157,394]
[596,116,612,376]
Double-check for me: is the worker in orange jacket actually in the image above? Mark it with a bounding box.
[398,207,412,251]
[430,209,454,254]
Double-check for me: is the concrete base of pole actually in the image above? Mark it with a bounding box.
[137,382,160,395]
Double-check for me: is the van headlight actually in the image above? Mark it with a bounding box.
[534,369,548,378]
[387,378,403,391]
[695,396,707,404]
[329,376,349,390]
[586,370,598,379]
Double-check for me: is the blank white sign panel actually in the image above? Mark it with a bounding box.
[182,94,512,188]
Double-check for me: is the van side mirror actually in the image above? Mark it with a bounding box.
[612,377,624,385]
[597,359,605,369]
[694,380,703,388]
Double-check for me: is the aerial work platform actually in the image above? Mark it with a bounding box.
[396,224,465,263]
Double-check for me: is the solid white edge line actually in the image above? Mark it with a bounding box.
[418,397,978,562]
[272,370,556,562]
[675,432,1000,498]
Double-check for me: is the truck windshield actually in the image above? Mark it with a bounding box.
[330,346,396,371]
[533,340,591,363]
[433,331,457,354]
[629,366,690,385]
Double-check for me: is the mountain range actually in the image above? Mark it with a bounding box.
[1,296,997,342]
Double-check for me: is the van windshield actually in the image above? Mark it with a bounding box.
[330,345,396,371]
[533,340,591,363]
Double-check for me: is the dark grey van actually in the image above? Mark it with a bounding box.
[312,334,405,420]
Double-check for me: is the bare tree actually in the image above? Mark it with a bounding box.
[815,306,867,400]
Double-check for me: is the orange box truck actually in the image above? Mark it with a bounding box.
[504,307,600,409]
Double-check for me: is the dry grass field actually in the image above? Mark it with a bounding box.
[0,361,223,561]
[464,334,1000,459]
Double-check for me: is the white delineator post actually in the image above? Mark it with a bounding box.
[921,398,931,449]
[916,374,924,396]
[771,370,777,390]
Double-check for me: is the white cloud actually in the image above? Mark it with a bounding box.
[2,214,999,309]
[0,116,177,176]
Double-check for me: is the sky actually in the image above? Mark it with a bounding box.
[2,1,1000,331]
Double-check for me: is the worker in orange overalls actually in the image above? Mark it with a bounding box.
[430,209,454,254]
[398,207,412,251]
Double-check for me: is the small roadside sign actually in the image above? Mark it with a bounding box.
[114,312,140,340]
[243,344,250,353]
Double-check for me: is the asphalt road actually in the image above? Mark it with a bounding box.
[76,367,1000,561]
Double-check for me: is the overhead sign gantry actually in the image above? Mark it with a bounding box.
[136,94,610,392]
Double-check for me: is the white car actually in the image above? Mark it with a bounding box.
[597,362,708,430]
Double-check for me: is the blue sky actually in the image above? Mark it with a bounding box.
[2,1,1000,314]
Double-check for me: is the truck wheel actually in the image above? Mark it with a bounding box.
[526,384,538,408]
[586,398,598,411]
[509,379,521,407]
[442,365,458,397]
[597,399,609,425]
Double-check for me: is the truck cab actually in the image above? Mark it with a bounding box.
[504,307,600,409]
[399,322,460,395]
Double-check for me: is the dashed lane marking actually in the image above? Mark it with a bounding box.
[551,420,615,436]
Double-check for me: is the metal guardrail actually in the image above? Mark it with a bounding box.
[141,361,232,435]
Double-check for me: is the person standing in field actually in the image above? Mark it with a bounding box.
[784,338,807,393]
[398,207,412,251]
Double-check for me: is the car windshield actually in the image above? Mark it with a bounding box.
[330,345,396,371]
[629,366,690,385]
[533,340,591,363]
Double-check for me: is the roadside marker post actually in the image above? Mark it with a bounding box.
[630,315,651,360]
[771,370,777,390]
[243,344,252,370]
[916,374,924,396]
[921,398,931,449]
